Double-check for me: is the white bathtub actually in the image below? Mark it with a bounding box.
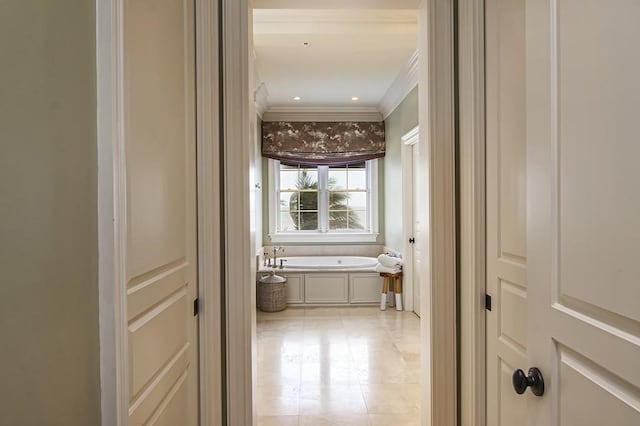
[281,256,377,270]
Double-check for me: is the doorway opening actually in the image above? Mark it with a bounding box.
[251,6,422,424]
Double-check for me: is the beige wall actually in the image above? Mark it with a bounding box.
[0,1,101,425]
[383,86,419,253]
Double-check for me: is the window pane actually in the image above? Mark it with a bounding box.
[349,211,368,230]
[298,212,318,230]
[280,210,296,231]
[329,191,349,209]
[328,168,347,190]
[349,192,367,210]
[280,170,299,191]
[298,191,318,211]
[329,210,349,230]
[348,169,367,190]
[280,192,297,211]
[298,168,318,190]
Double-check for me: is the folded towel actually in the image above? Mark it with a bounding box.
[377,254,404,268]
[375,263,402,274]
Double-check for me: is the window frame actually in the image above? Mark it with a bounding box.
[268,159,379,243]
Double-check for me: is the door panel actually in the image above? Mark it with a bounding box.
[527,0,640,424]
[486,0,527,424]
[123,0,199,424]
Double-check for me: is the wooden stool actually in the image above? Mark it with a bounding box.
[379,272,403,311]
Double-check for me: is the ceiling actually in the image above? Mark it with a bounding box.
[253,8,418,111]
[253,0,420,10]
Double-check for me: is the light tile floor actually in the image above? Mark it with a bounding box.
[257,306,421,426]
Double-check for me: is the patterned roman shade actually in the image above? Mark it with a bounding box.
[262,121,385,166]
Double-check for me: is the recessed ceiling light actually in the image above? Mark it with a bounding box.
[293,96,301,101]
[351,96,359,101]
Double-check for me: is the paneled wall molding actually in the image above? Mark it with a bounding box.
[263,106,382,122]
[379,49,419,119]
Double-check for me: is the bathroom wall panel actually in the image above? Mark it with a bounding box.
[305,274,349,304]
[283,273,305,303]
[350,273,383,303]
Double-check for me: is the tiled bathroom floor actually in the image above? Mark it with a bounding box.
[257,306,421,426]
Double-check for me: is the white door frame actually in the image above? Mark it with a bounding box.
[401,126,419,314]
[98,0,468,425]
[220,0,256,425]
[220,0,460,424]
[96,0,223,425]
[418,0,457,424]
[458,0,487,425]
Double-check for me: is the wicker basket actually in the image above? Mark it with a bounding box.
[258,272,287,312]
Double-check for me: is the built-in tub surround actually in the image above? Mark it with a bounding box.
[257,254,384,306]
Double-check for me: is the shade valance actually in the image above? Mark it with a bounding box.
[262,121,385,166]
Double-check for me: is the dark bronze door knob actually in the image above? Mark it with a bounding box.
[512,367,545,396]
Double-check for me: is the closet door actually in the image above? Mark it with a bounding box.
[123,0,199,423]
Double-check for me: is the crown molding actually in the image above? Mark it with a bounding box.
[262,106,383,122]
[379,49,419,119]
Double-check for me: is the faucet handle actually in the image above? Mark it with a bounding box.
[279,259,287,269]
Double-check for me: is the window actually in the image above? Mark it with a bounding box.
[269,160,379,243]
[278,164,319,231]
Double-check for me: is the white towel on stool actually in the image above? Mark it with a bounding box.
[377,254,404,268]
[375,263,402,274]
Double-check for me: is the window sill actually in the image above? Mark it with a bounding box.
[268,232,379,244]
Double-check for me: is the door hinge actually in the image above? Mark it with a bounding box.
[193,298,200,317]
[485,294,492,311]
[409,237,415,244]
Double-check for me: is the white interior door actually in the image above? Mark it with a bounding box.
[412,142,425,318]
[123,0,199,424]
[485,0,528,424]
[525,1,640,424]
